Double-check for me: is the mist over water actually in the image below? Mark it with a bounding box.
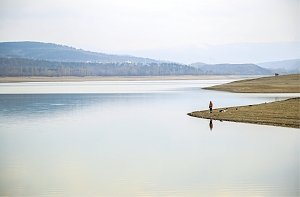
[0,79,299,196]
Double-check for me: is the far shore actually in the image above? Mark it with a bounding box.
[204,74,300,93]
[0,75,256,83]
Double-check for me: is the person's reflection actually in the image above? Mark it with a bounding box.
[209,119,213,131]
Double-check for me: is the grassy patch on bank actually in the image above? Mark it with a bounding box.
[188,98,300,128]
[204,74,300,93]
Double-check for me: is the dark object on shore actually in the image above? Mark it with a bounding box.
[219,108,228,112]
[275,73,279,76]
[209,101,213,113]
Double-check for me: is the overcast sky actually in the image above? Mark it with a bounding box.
[0,0,299,54]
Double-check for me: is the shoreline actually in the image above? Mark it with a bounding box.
[0,75,257,83]
[188,98,300,129]
[189,74,300,128]
[204,74,300,93]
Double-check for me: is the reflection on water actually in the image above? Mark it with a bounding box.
[209,119,213,131]
[0,80,299,196]
[0,93,156,119]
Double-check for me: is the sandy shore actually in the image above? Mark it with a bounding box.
[0,75,254,83]
[204,74,300,93]
[189,74,300,128]
[188,98,300,129]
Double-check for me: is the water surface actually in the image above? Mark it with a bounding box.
[0,80,299,196]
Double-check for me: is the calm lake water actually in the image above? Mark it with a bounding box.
[0,79,299,196]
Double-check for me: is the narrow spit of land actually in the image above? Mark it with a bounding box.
[204,74,300,93]
[188,98,300,128]
[189,74,300,128]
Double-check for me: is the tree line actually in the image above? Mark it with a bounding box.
[0,57,202,76]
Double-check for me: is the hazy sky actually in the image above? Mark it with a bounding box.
[0,0,299,53]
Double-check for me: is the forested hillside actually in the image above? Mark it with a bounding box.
[0,57,201,76]
[190,63,271,75]
[0,42,160,63]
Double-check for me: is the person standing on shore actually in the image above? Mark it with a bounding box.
[209,101,213,113]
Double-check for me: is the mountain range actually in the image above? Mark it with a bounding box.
[127,42,300,64]
[257,59,300,74]
[0,41,299,76]
[0,41,160,64]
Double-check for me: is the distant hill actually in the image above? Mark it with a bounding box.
[0,41,275,76]
[190,63,271,75]
[0,41,160,64]
[257,59,300,74]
